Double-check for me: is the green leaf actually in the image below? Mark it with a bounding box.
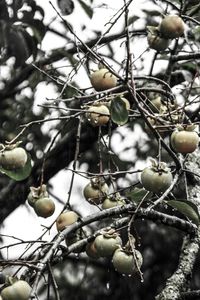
[126,187,150,204]
[0,154,32,181]
[110,97,129,125]
[167,200,200,225]
[78,0,93,18]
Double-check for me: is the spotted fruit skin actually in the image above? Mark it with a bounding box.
[83,182,109,205]
[90,68,117,91]
[56,211,79,232]
[1,280,31,300]
[159,15,184,39]
[94,234,122,257]
[86,105,110,127]
[0,148,27,170]
[171,130,199,154]
[112,249,143,275]
[147,32,170,51]
[141,167,173,193]
[34,197,55,218]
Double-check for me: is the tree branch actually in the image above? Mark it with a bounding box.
[0,29,146,101]
[156,150,200,300]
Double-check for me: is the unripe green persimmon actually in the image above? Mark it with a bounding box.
[94,233,122,257]
[83,181,109,205]
[1,280,31,300]
[171,130,199,154]
[27,185,49,208]
[141,166,173,193]
[90,68,117,91]
[34,197,55,218]
[112,248,143,275]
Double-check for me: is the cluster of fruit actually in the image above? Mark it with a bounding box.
[27,184,55,218]
[147,14,185,51]
[55,209,143,276]
[142,125,199,193]
[146,94,199,152]
[84,66,130,127]
[86,229,143,276]
[85,60,199,158]
[83,177,125,207]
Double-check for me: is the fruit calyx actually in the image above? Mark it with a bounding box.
[149,158,171,174]
[90,177,107,189]
[100,228,119,239]
[176,124,198,132]
[0,141,22,152]
[29,184,48,200]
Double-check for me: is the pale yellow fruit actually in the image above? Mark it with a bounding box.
[56,211,79,232]
[86,105,110,127]
[90,68,117,91]
[1,280,31,300]
[0,147,27,170]
[159,15,185,39]
[83,182,109,205]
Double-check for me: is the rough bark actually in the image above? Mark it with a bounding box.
[156,150,200,300]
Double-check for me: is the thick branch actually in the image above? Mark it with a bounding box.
[155,228,200,300]
[156,150,200,300]
[30,204,196,297]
